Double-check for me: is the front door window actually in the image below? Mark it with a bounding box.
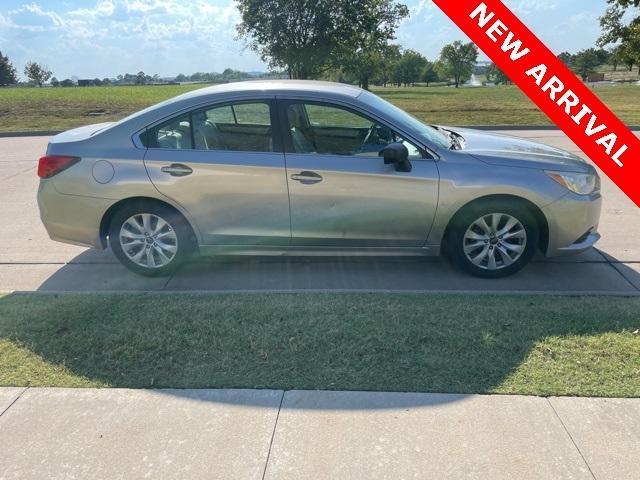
[285,102,421,158]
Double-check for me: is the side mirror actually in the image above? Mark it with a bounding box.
[380,142,412,172]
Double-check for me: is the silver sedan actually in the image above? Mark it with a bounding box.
[37,80,602,278]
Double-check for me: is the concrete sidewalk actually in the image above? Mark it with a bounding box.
[1,133,639,294]
[1,388,638,479]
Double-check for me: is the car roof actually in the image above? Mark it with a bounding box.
[176,80,364,101]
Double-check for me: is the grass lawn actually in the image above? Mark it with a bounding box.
[0,293,638,397]
[1,83,640,132]
[371,84,640,126]
[0,84,205,132]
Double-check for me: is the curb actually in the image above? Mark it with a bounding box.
[5,289,640,297]
[0,131,62,138]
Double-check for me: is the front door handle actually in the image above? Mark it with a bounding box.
[161,163,193,177]
[291,171,323,185]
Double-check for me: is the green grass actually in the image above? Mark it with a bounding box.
[0,293,638,397]
[1,83,640,131]
[371,84,640,126]
[0,84,205,132]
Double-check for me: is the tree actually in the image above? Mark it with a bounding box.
[60,79,74,87]
[437,41,479,88]
[557,51,574,68]
[598,0,640,71]
[486,62,511,84]
[135,71,147,85]
[50,77,60,87]
[599,0,640,41]
[396,49,427,86]
[609,46,622,70]
[337,0,409,90]
[340,50,384,90]
[0,51,17,86]
[605,0,640,6]
[237,0,344,79]
[618,36,640,71]
[373,44,401,87]
[594,48,611,65]
[572,48,602,81]
[24,61,52,87]
[236,0,409,80]
[421,61,439,86]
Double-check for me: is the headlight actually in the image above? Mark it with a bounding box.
[546,171,599,195]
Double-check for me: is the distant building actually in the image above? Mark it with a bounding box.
[587,73,605,82]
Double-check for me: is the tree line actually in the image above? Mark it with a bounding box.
[0,62,286,88]
[340,41,481,89]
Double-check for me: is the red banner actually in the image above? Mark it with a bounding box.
[432,0,640,208]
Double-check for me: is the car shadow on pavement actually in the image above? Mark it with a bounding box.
[28,246,640,294]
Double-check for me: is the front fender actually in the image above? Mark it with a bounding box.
[426,152,567,247]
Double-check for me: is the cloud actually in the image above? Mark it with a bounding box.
[7,3,64,31]
[1,0,260,78]
[508,0,557,16]
[568,11,599,27]
[412,0,436,18]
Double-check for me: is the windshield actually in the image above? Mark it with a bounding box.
[359,91,452,150]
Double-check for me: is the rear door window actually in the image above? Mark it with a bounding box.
[145,101,274,153]
[148,114,193,150]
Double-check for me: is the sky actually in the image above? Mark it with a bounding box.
[0,0,608,80]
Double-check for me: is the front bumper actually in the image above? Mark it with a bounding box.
[543,191,603,257]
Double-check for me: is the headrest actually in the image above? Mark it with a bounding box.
[192,111,207,123]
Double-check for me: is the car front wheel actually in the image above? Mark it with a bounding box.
[109,202,192,277]
[446,201,539,278]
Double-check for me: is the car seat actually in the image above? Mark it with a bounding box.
[287,105,316,153]
[193,111,226,150]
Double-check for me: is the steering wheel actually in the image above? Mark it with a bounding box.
[362,124,394,151]
[362,123,378,147]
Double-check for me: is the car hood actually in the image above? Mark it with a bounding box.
[444,127,592,173]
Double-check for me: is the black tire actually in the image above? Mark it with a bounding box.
[109,201,194,277]
[445,200,539,278]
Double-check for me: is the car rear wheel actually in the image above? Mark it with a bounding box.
[446,201,539,278]
[109,202,192,277]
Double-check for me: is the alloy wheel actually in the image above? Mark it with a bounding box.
[119,213,179,269]
[463,213,527,270]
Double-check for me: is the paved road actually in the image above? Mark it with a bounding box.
[1,387,638,479]
[0,132,638,293]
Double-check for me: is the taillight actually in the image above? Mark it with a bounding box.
[38,155,80,178]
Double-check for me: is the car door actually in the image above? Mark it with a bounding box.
[280,99,440,247]
[143,98,291,246]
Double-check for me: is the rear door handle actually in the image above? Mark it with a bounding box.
[161,163,193,177]
[291,171,323,185]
